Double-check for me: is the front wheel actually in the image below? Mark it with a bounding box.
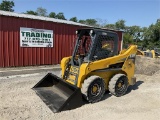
[81,76,106,103]
[109,74,128,97]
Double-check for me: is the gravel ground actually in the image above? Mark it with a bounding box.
[135,56,160,75]
[0,57,160,120]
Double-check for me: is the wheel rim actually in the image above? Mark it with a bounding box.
[88,79,104,99]
[115,77,127,95]
[91,83,101,96]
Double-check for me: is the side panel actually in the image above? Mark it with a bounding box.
[77,45,137,88]
[87,70,124,89]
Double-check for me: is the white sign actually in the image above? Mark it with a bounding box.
[20,27,53,47]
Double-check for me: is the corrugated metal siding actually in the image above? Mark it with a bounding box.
[0,15,83,67]
[0,15,2,67]
[0,15,123,67]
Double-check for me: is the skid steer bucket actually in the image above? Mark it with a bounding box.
[32,73,83,113]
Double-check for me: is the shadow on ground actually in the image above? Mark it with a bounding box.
[79,80,144,112]
[102,91,112,100]
[101,80,144,101]
[81,81,144,105]
[126,80,144,94]
[82,90,112,105]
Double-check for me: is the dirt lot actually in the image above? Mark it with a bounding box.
[0,56,160,120]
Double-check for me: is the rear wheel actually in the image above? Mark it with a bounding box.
[109,74,128,97]
[81,76,106,103]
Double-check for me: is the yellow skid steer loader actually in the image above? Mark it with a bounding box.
[33,28,137,113]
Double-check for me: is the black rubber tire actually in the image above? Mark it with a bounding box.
[81,76,106,103]
[109,74,128,97]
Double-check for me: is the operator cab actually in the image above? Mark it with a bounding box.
[71,28,119,66]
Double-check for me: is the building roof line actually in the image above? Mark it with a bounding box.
[0,10,89,27]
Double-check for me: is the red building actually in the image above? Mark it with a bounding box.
[0,10,123,67]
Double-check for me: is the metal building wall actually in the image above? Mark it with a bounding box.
[0,15,83,67]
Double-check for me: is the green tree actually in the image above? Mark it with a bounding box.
[104,24,116,29]
[96,18,107,27]
[25,10,38,15]
[70,17,78,22]
[36,7,47,16]
[85,19,97,26]
[127,25,141,35]
[153,20,160,42]
[141,19,160,49]
[79,20,86,24]
[115,19,126,30]
[49,12,56,18]
[123,33,134,48]
[55,12,66,20]
[0,0,14,12]
[127,26,143,43]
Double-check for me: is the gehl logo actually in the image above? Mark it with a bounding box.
[128,54,136,63]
